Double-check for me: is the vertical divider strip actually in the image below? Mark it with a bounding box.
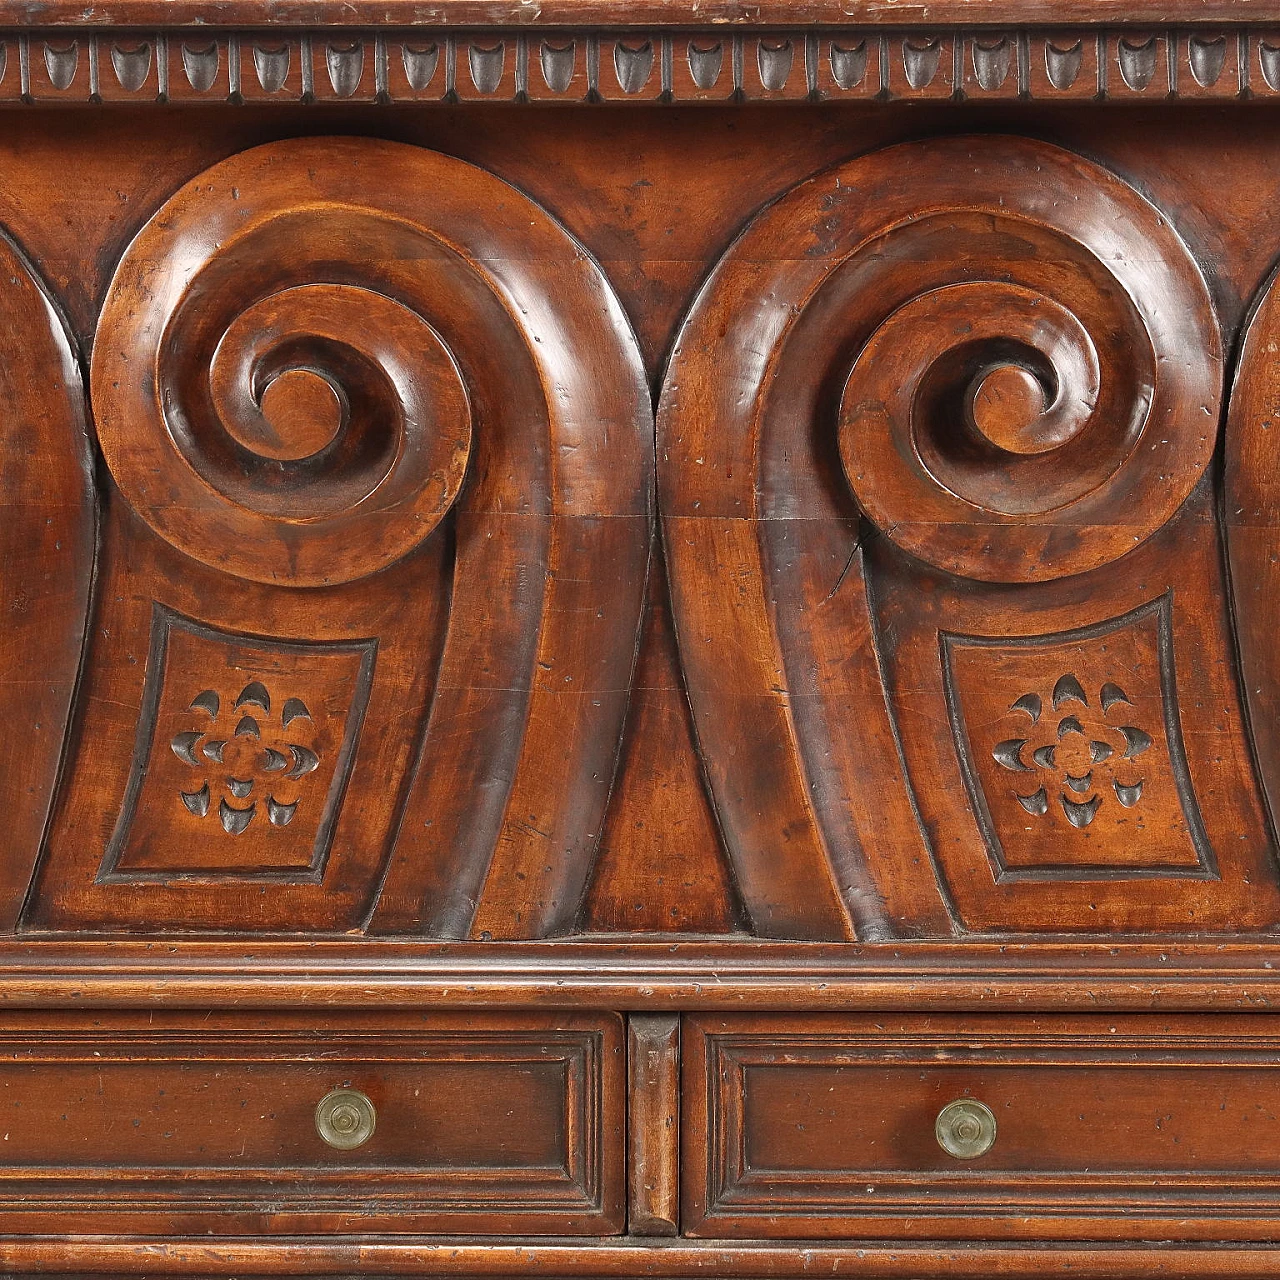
[627,1012,681,1235]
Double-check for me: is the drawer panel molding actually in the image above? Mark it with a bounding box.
[0,1010,625,1235]
[685,1013,1280,1241]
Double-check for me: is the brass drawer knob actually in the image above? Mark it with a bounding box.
[315,1088,376,1150]
[935,1098,996,1159]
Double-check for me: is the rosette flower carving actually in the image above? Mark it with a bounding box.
[170,683,319,834]
[991,676,1154,828]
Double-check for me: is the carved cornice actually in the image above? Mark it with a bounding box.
[1,27,1277,102]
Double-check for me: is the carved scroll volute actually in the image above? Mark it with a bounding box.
[0,234,95,930]
[1226,266,1280,851]
[29,138,652,935]
[661,134,1280,937]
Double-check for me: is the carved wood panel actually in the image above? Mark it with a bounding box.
[26,136,653,935]
[659,133,1280,937]
[5,118,1280,940]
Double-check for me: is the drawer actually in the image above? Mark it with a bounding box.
[0,1010,623,1235]
[684,1013,1280,1242]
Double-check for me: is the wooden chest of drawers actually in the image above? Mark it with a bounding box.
[3,0,1280,1274]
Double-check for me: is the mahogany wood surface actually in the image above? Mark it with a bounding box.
[4,16,1280,1273]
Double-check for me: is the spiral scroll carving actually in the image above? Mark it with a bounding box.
[51,138,653,936]
[658,135,1220,939]
[93,141,478,587]
[828,139,1219,583]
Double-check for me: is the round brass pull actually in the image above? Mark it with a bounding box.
[315,1088,377,1150]
[935,1098,996,1159]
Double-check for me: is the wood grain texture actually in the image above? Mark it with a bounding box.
[0,939,1274,1009]
[582,571,744,935]
[0,229,94,933]
[11,1239,1280,1278]
[28,135,653,937]
[0,1009,624,1235]
[627,1013,680,1235]
[684,1012,1280,1241]
[659,132,1233,941]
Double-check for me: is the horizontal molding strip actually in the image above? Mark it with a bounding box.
[2,1237,1280,1277]
[1,28,1279,102]
[0,939,1278,1008]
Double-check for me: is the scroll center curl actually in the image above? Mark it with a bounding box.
[250,367,347,462]
[966,363,1052,456]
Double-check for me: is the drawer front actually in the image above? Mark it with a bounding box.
[684,1013,1280,1241]
[0,1010,623,1234]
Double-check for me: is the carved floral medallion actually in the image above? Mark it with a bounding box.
[942,596,1214,882]
[169,682,320,835]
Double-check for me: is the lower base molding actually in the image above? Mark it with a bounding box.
[5,1239,1280,1277]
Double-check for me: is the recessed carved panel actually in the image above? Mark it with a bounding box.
[25,501,450,932]
[870,493,1280,932]
[943,597,1212,880]
[103,608,374,879]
